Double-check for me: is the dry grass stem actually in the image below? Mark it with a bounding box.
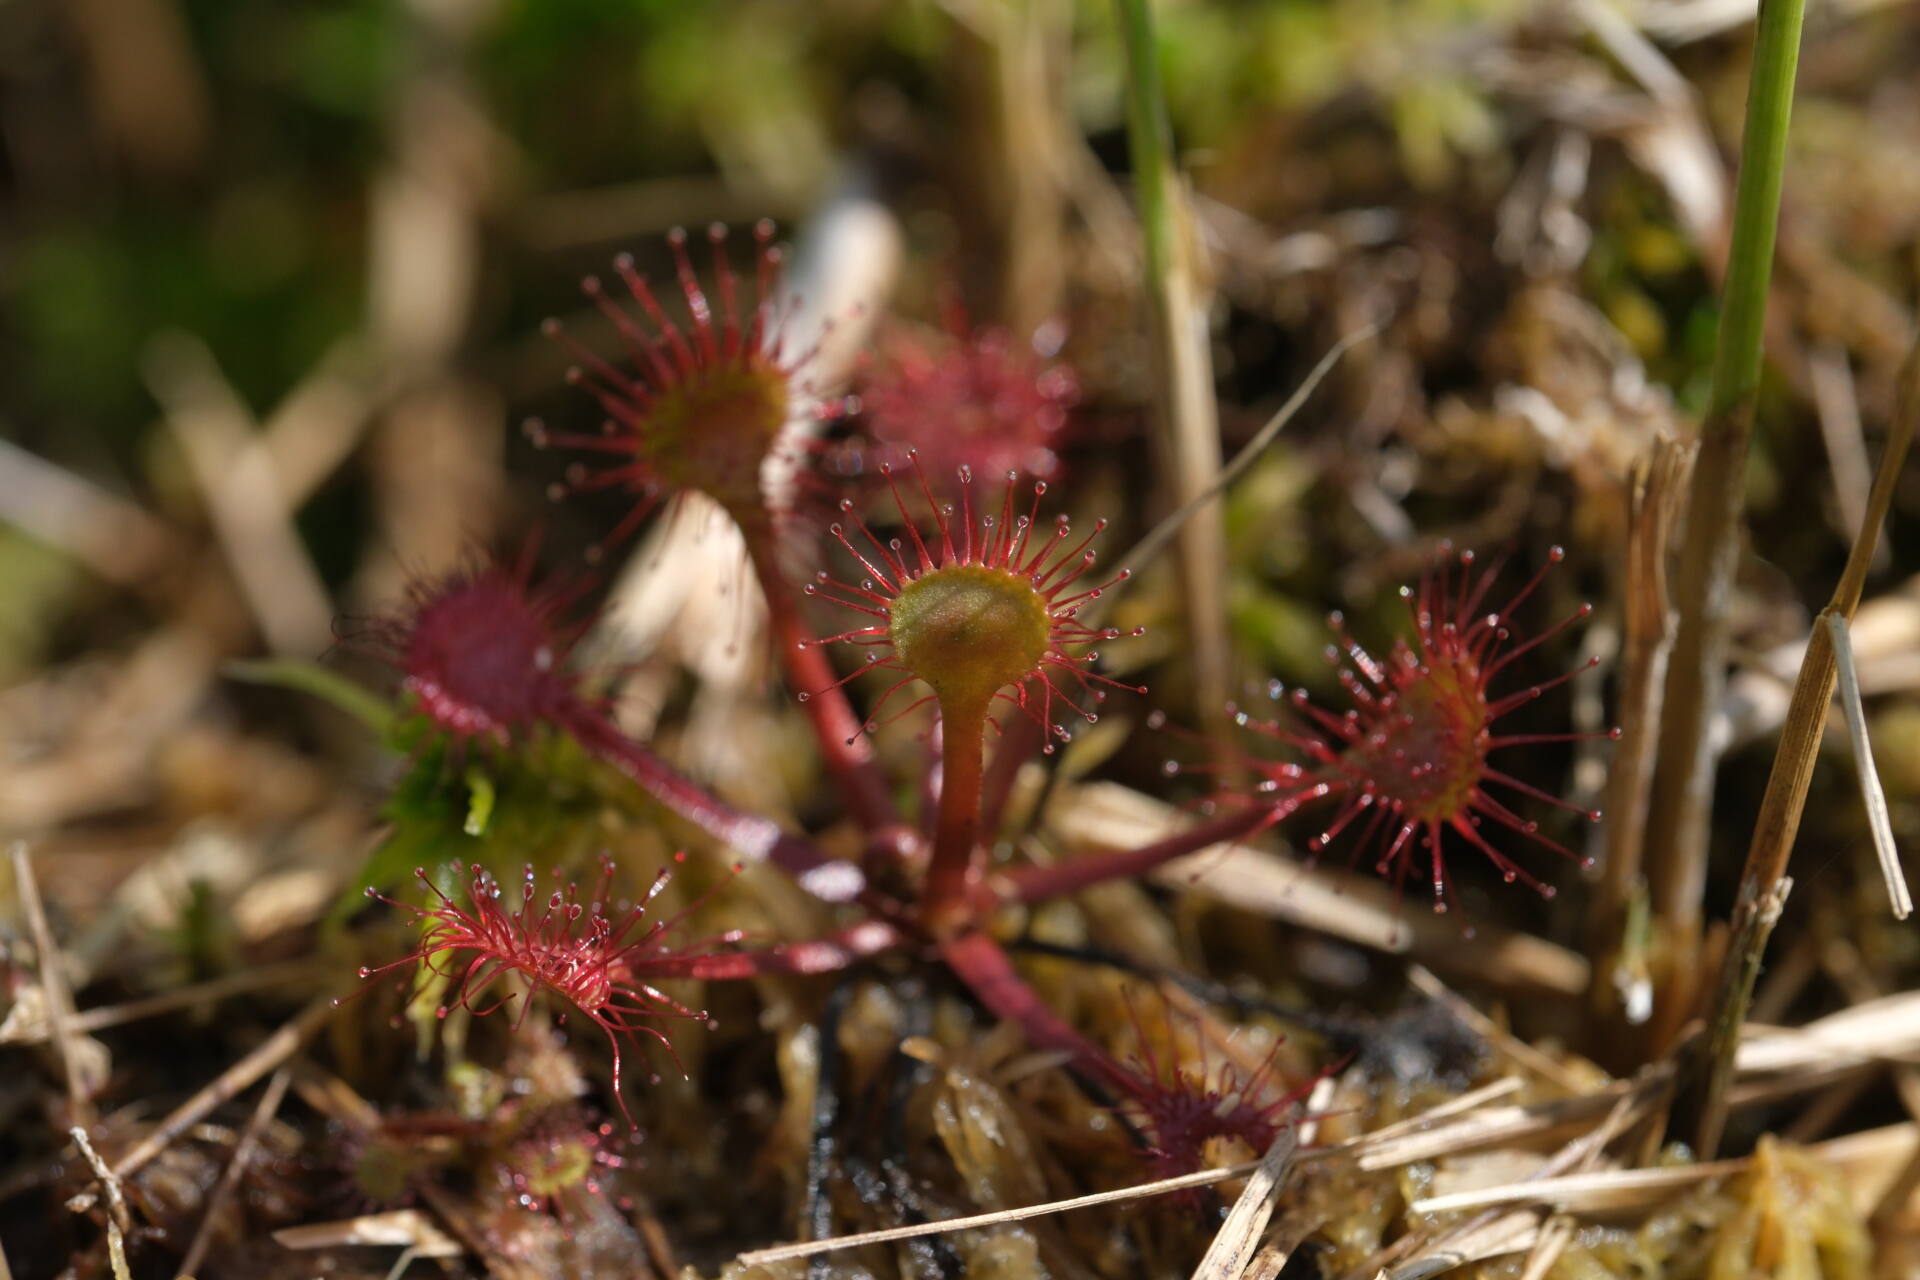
[1411,1121,1918,1216]
[1809,343,1883,562]
[744,1077,1502,1269]
[736,1160,1272,1267]
[1114,0,1232,745]
[0,962,320,1048]
[256,338,382,506]
[67,1126,131,1280]
[0,437,177,589]
[1594,437,1692,1028]
[1826,612,1911,918]
[1407,966,1589,1093]
[1734,989,1920,1075]
[1188,1126,1298,1280]
[1115,323,1379,583]
[1378,1211,1541,1280]
[174,1065,291,1279]
[144,332,336,656]
[1641,0,1809,1038]
[1685,338,1920,1156]
[1353,1091,1626,1173]
[1517,1215,1577,1280]
[1358,1078,1524,1144]
[1044,782,1590,997]
[271,1209,465,1255]
[111,995,334,1181]
[11,842,94,1127]
[1378,1065,1657,1277]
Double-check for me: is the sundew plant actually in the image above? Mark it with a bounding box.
[10,1,1919,1276]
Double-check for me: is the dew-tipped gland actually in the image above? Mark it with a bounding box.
[853,314,1077,484]
[493,1105,627,1222]
[345,853,743,1130]
[1203,545,1614,917]
[804,456,1143,748]
[535,221,808,547]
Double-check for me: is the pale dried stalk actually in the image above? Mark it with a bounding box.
[1641,0,1807,987]
[1113,0,1232,746]
[358,0,502,602]
[1041,781,1590,998]
[1809,343,1882,563]
[1517,1215,1577,1280]
[1189,1126,1298,1280]
[1817,941,1920,1233]
[942,0,1067,335]
[1826,612,1911,918]
[738,1159,1269,1266]
[0,961,319,1047]
[272,1209,463,1255]
[144,332,336,656]
[112,995,334,1181]
[68,1126,131,1280]
[745,1077,1500,1269]
[1240,1074,1337,1280]
[1115,324,1376,582]
[1380,1064,1659,1279]
[1357,1078,1523,1145]
[1375,1213,1539,1280]
[1408,966,1588,1093]
[0,437,177,588]
[1410,1121,1917,1216]
[1682,338,1920,1158]
[1592,437,1692,1027]
[12,842,93,1126]
[175,1066,292,1279]
[1734,988,1920,1074]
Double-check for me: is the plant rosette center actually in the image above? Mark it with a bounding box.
[400,573,564,739]
[889,564,1052,712]
[1350,659,1491,825]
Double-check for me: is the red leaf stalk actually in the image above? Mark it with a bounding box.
[537,222,901,834]
[357,552,867,901]
[807,457,1142,932]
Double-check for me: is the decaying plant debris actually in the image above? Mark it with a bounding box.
[3,2,1920,1278]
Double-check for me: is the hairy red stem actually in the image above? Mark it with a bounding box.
[567,711,866,903]
[979,712,1043,840]
[645,919,905,980]
[997,805,1275,905]
[739,525,904,836]
[939,930,1125,1085]
[924,703,988,934]
[948,936,1121,1066]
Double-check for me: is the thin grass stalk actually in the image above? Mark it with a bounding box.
[1112,0,1233,749]
[1642,0,1808,1002]
[1680,338,1920,1159]
[1590,439,1691,1039]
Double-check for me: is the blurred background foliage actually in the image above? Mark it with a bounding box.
[7,0,1920,892]
[8,0,1920,918]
